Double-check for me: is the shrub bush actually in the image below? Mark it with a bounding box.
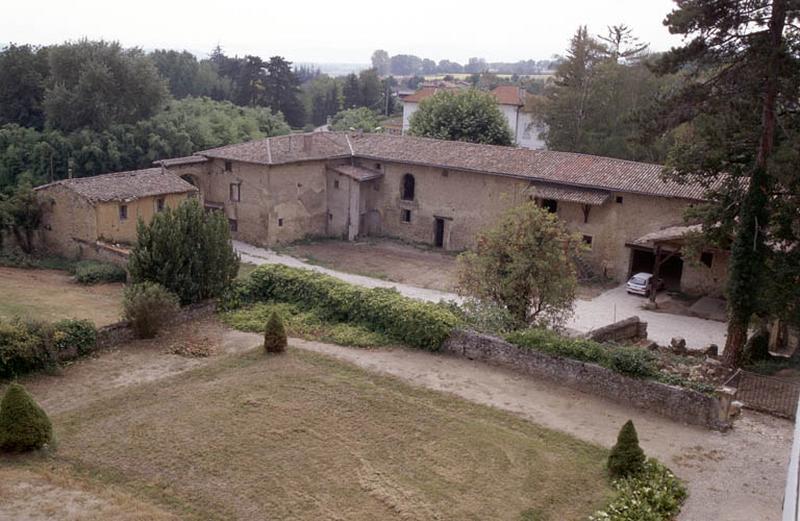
[590,460,687,521]
[73,260,127,284]
[122,282,179,338]
[263,311,287,354]
[52,319,96,356]
[608,420,646,478]
[236,265,460,350]
[0,320,57,378]
[0,383,53,452]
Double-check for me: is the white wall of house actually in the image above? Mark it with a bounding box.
[402,100,546,150]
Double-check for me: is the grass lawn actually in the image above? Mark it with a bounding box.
[0,266,123,326]
[11,347,613,520]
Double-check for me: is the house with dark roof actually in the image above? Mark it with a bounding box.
[158,131,728,296]
[35,167,197,260]
[400,86,546,149]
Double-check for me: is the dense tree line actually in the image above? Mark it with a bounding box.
[370,49,560,76]
[301,68,397,127]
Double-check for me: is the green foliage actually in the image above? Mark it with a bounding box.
[263,311,288,354]
[457,202,582,328]
[330,107,381,132]
[44,40,168,132]
[0,44,48,129]
[231,264,460,350]
[128,198,240,305]
[0,184,43,253]
[73,260,126,284]
[52,319,96,356]
[0,383,52,452]
[444,298,522,336]
[122,282,179,339]
[409,89,514,146]
[0,319,56,378]
[608,420,646,478]
[590,460,687,521]
[221,302,390,348]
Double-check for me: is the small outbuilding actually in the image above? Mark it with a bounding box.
[35,167,198,261]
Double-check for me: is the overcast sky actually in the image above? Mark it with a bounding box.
[3,0,684,64]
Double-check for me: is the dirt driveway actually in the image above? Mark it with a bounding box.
[0,267,123,326]
[283,238,459,292]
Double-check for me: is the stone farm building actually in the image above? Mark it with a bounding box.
[35,132,729,296]
[35,167,197,261]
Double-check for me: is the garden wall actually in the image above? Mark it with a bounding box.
[585,316,648,344]
[441,329,733,431]
[72,238,130,268]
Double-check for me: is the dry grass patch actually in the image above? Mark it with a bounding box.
[47,348,611,520]
[0,267,123,326]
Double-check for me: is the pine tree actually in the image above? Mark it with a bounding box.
[263,311,287,354]
[0,383,52,452]
[607,420,645,478]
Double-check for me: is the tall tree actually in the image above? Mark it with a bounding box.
[0,44,48,129]
[359,68,382,110]
[599,24,649,63]
[263,56,306,127]
[371,49,390,76]
[43,40,168,132]
[342,73,362,108]
[235,55,267,107]
[651,0,800,366]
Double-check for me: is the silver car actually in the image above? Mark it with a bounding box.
[626,272,664,296]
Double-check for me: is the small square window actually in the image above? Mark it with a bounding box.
[700,251,713,268]
[278,218,284,227]
[155,198,165,212]
[328,213,333,221]
[401,209,411,223]
[375,163,381,170]
[228,218,238,232]
[582,235,593,248]
[616,196,624,204]
[334,180,340,189]
[442,169,449,177]
[224,160,233,172]
[541,198,558,213]
[229,183,241,202]
[119,204,128,221]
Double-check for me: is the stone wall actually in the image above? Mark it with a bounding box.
[585,316,648,344]
[441,329,732,430]
[72,238,130,267]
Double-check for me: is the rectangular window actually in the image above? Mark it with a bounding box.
[582,235,593,249]
[616,196,624,204]
[700,251,714,268]
[228,218,238,232]
[401,209,411,223]
[119,204,128,221]
[229,183,241,202]
[375,163,382,170]
[224,160,233,172]
[155,198,165,213]
[334,179,340,189]
[278,218,284,227]
[541,198,558,213]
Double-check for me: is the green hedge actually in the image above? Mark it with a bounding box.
[226,265,460,350]
[589,460,687,521]
[73,260,127,284]
[0,318,97,378]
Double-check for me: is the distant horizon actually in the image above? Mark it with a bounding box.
[3,0,682,64]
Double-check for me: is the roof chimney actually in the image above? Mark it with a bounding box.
[303,133,313,152]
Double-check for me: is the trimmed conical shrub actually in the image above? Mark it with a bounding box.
[263,311,287,354]
[608,420,645,478]
[0,383,53,452]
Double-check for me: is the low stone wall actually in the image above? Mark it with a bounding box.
[441,329,732,431]
[73,238,130,268]
[96,301,216,349]
[586,316,648,343]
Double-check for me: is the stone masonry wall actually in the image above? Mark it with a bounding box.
[585,316,648,344]
[441,329,731,430]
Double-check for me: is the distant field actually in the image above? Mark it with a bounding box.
[10,346,612,520]
[0,267,123,326]
[423,73,554,81]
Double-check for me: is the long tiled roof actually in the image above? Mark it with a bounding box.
[329,165,384,181]
[531,183,611,206]
[193,132,710,201]
[35,167,198,203]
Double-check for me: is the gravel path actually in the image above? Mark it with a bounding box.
[237,241,727,348]
[292,339,792,521]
